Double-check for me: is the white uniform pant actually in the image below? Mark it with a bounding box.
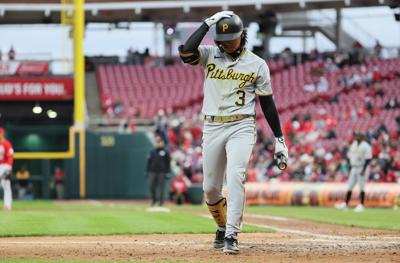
[347,166,368,192]
[202,118,256,237]
[0,164,12,209]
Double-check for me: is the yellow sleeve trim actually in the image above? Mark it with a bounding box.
[189,58,200,65]
[179,51,194,57]
[256,92,273,96]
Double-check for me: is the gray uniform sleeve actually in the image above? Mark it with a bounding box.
[198,45,214,67]
[255,61,273,96]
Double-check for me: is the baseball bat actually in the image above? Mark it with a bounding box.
[276,153,287,170]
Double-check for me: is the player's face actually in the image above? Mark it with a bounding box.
[220,37,241,53]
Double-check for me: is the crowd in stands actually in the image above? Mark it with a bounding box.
[271,39,388,70]
[250,115,400,184]
[126,47,150,65]
[149,46,400,186]
[155,108,400,188]
[97,42,400,187]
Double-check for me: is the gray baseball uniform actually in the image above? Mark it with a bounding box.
[199,45,272,237]
[347,140,372,191]
[179,12,287,253]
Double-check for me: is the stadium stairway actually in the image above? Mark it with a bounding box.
[85,71,103,127]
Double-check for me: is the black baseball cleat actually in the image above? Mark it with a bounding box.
[213,229,225,249]
[223,236,239,254]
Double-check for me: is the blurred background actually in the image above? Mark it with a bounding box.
[0,0,399,206]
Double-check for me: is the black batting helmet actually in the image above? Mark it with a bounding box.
[214,14,243,41]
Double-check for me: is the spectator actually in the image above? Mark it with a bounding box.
[54,166,65,199]
[364,96,374,115]
[384,98,400,110]
[281,47,294,68]
[309,49,323,62]
[316,75,329,93]
[348,70,362,88]
[15,164,31,200]
[324,57,338,72]
[142,48,150,64]
[126,47,142,64]
[155,109,169,146]
[334,51,348,68]
[380,170,398,183]
[146,134,171,206]
[0,127,13,211]
[372,67,382,82]
[126,47,134,64]
[303,82,316,93]
[374,40,383,58]
[170,172,189,205]
[113,101,125,116]
[360,65,373,86]
[8,46,15,61]
[350,40,363,65]
[378,144,391,175]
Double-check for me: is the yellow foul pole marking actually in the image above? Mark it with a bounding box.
[73,0,86,198]
[79,128,86,199]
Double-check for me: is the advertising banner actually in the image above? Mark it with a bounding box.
[0,77,74,100]
[246,182,400,208]
[0,61,49,76]
[16,62,49,75]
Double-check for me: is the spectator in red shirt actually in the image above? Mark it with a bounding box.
[170,172,189,205]
[380,170,398,183]
[54,166,65,199]
[372,67,382,82]
[0,127,14,211]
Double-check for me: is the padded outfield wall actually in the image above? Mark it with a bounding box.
[65,130,154,199]
[246,182,400,208]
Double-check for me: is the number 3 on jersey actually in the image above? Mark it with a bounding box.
[235,90,245,106]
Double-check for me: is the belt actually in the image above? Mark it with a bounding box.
[203,114,254,123]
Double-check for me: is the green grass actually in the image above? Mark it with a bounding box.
[1,261,177,263]
[2,260,229,263]
[0,201,269,237]
[4,201,398,238]
[0,261,176,263]
[246,206,400,231]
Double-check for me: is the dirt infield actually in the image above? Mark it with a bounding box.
[1,213,399,262]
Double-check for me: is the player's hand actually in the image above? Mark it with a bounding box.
[274,137,288,160]
[204,11,233,27]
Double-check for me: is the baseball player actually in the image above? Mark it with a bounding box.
[0,127,14,211]
[336,131,372,212]
[178,11,288,254]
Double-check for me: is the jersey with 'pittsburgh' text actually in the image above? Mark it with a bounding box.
[198,45,272,116]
